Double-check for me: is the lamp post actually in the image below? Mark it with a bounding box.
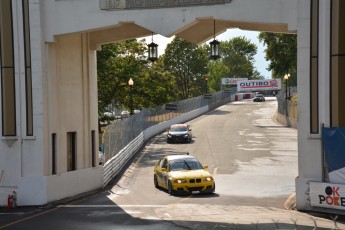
[128,78,134,115]
[284,74,290,100]
[209,19,220,60]
[204,76,208,94]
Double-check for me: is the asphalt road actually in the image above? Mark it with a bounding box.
[2,97,342,229]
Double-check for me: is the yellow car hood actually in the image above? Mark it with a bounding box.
[169,170,212,179]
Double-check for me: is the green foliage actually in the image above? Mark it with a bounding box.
[136,58,176,108]
[97,39,148,116]
[220,36,258,79]
[207,61,229,92]
[258,32,297,84]
[163,37,209,99]
[97,35,270,120]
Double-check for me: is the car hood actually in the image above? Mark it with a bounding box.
[169,170,212,178]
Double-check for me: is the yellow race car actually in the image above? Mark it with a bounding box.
[153,154,215,195]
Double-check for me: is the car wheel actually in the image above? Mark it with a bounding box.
[211,184,216,194]
[154,175,158,188]
[168,180,175,195]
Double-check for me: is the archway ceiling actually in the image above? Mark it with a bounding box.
[175,18,290,44]
[89,18,290,49]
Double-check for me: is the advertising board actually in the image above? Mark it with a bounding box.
[310,182,345,211]
[222,78,248,85]
[237,79,281,91]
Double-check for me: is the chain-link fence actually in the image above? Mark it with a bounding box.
[102,88,237,163]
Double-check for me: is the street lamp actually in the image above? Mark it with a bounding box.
[147,33,158,62]
[209,19,220,60]
[204,76,208,94]
[128,78,134,115]
[284,74,290,100]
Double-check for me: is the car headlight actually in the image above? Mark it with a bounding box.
[184,134,188,137]
[173,179,187,184]
[167,134,172,138]
[203,177,214,182]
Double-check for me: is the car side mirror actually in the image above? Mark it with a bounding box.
[203,165,208,169]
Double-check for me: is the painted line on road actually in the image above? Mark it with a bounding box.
[58,204,165,208]
[0,212,25,215]
[0,190,105,229]
[0,207,59,229]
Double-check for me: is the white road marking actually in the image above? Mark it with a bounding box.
[0,212,25,215]
[58,204,165,208]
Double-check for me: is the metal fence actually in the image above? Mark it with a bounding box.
[277,86,298,116]
[102,88,237,163]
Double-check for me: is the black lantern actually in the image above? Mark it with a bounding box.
[148,33,158,62]
[209,19,220,60]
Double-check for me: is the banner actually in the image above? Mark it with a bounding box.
[237,79,281,91]
[222,78,247,85]
[100,0,233,10]
[310,182,345,210]
[322,127,345,183]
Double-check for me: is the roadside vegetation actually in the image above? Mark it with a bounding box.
[97,33,297,125]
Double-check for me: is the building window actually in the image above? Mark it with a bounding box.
[67,132,77,171]
[0,0,16,136]
[310,0,319,133]
[91,130,96,167]
[52,133,57,175]
[330,0,345,126]
[22,0,33,136]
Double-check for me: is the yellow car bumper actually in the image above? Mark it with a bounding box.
[171,181,215,194]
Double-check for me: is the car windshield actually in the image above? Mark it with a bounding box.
[169,158,203,171]
[170,126,188,132]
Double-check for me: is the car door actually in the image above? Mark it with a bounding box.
[157,159,168,188]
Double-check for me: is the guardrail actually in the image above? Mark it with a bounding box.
[102,132,144,187]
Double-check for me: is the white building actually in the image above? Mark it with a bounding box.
[0,0,344,214]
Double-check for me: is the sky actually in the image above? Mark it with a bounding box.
[144,29,272,79]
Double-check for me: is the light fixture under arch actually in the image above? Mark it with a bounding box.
[148,32,158,62]
[209,19,220,60]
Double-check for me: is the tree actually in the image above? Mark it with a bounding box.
[220,36,258,79]
[258,32,297,85]
[97,39,148,116]
[136,58,176,108]
[163,37,209,99]
[207,61,229,92]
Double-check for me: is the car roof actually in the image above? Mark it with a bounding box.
[165,154,195,161]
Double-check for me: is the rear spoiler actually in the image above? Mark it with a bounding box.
[150,152,189,159]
